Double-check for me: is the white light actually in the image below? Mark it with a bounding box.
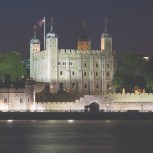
[7,120,13,123]
[67,120,74,123]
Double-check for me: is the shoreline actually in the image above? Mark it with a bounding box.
[0,112,153,120]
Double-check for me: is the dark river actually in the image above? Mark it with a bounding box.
[0,120,153,153]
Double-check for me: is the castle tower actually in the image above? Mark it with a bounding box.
[46,18,58,93]
[101,18,112,53]
[30,25,41,80]
[77,22,91,50]
[101,18,115,93]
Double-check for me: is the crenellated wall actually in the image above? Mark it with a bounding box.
[1,84,153,112]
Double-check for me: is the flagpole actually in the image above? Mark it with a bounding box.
[44,17,46,50]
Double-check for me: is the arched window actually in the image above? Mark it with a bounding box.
[85,84,87,88]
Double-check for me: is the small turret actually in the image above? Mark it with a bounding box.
[101,18,112,53]
[30,25,41,53]
[77,22,91,50]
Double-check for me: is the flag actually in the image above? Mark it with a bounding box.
[38,17,45,27]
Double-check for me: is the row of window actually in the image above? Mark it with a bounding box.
[3,98,30,103]
[59,71,110,77]
[58,62,111,68]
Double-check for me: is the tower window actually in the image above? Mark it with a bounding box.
[84,72,87,76]
[72,83,75,88]
[107,64,109,67]
[72,71,75,75]
[4,98,7,103]
[84,84,87,88]
[96,72,98,76]
[63,62,66,65]
[96,63,98,67]
[60,71,62,75]
[84,63,87,67]
[107,84,110,89]
[96,84,99,88]
[20,98,23,103]
[107,72,109,76]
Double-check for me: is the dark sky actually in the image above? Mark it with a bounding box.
[0,0,153,59]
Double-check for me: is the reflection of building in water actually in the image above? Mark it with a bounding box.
[30,18,117,94]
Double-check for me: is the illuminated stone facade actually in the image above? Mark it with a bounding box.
[30,21,116,94]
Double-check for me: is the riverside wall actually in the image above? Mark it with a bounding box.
[1,88,153,112]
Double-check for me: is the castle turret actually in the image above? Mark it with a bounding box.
[77,22,91,50]
[46,18,58,93]
[101,18,112,53]
[30,25,41,80]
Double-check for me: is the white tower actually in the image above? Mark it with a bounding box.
[46,18,58,93]
[30,25,41,80]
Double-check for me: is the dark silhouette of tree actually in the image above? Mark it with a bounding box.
[0,51,26,83]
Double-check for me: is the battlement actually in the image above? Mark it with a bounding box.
[58,49,101,55]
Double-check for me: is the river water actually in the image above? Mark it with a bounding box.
[0,120,153,153]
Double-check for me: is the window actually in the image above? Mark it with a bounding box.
[28,98,30,102]
[84,84,87,88]
[72,71,75,75]
[84,63,87,67]
[96,72,98,76]
[72,83,75,88]
[107,64,109,67]
[20,98,23,103]
[96,84,99,88]
[107,84,110,89]
[84,72,87,76]
[58,62,61,65]
[63,62,66,65]
[107,72,109,76]
[96,63,98,67]
[60,71,62,75]
[4,98,7,103]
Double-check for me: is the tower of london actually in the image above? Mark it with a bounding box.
[30,18,117,95]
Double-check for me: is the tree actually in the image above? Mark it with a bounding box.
[0,51,26,82]
[113,52,147,92]
[144,58,153,92]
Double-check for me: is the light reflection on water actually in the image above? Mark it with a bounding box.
[0,120,153,153]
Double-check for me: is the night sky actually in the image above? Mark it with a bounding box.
[0,0,153,59]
